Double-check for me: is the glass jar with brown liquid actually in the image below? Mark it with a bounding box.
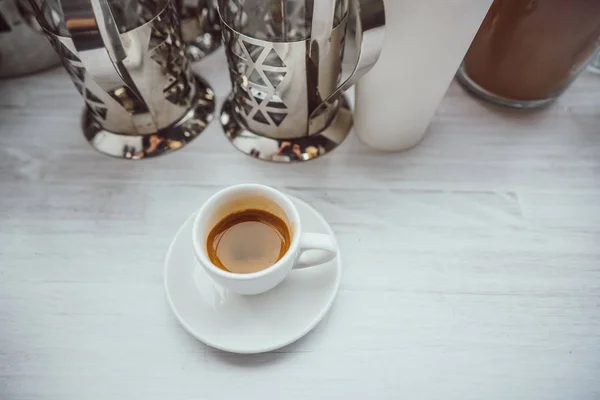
[457,0,600,108]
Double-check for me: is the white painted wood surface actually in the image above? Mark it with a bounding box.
[1,50,600,400]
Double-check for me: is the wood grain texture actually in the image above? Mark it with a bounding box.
[1,50,600,400]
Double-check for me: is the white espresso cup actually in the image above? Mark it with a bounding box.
[192,184,338,295]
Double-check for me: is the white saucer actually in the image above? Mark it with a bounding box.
[164,195,342,354]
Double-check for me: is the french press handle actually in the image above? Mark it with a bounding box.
[309,0,386,122]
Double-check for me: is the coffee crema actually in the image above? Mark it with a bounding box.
[206,209,291,274]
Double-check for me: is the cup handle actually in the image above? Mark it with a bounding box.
[293,233,338,269]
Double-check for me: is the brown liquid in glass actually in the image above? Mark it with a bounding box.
[464,0,600,101]
[206,209,291,274]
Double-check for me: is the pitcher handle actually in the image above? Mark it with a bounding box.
[309,0,386,122]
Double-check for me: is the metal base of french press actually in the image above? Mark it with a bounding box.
[82,76,215,160]
[220,95,353,163]
[186,32,222,62]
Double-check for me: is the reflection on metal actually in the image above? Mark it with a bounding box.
[221,94,352,163]
[29,0,215,159]
[0,0,59,78]
[84,75,215,159]
[177,0,222,61]
[218,0,385,162]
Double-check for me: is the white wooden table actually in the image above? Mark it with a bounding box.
[1,51,600,400]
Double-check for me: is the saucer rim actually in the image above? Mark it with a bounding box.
[164,195,342,354]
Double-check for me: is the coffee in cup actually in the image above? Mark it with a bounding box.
[206,208,291,274]
[192,184,338,295]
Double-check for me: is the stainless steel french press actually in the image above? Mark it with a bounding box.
[28,0,215,159]
[218,0,385,162]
